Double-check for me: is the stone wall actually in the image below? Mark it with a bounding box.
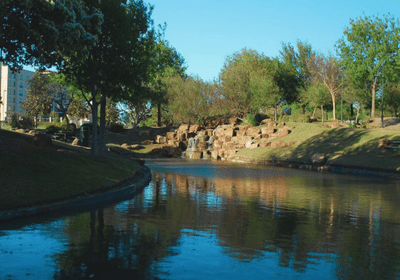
[152,118,295,160]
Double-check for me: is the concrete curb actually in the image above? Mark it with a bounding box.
[0,166,152,222]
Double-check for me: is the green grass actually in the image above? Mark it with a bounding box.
[237,122,400,171]
[0,129,141,210]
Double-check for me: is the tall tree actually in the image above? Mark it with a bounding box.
[336,14,400,118]
[219,49,280,118]
[385,82,400,117]
[22,72,52,126]
[65,0,156,155]
[0,0,103,70]
[310,54,344,120]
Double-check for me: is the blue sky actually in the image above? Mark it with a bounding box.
[148,0,399,81]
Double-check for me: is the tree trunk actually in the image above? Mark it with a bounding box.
[274,106,277,122]
[98,95,107,154]
[321,105,324,123]
[331,92,336,120]
[355,103,361,125]
[371,82,376,118]
[350,103,354,117]
[157,102,161,127]
[91,100,99,155]
[312,106,316,119]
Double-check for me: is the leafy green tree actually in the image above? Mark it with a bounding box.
[146,37,186,126]
[65,0,156,155]
[336,14,400,118]
[21,72,52,127]
[342,73,370,124]
[0,0,103,70]
[105,99,120,126]
[47,73,74,124]
[219,49,280,119]
[302,82,330,122]
[385,82,400,117]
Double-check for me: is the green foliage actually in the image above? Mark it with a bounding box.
[336,14,400,118]
[45,125,60,134]
[9,113,21,129]
[60,124,76,137]
[108,123,125,133]
[280,113,311,123]
[0,0,103,70]
[242,114,258,126]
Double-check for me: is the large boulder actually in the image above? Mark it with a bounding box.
[245,126,261,137]
[178,124,190,132]
[71,138,81,146]
[33,133,53,148]
[276,127,291,137]
[311,153,327,164]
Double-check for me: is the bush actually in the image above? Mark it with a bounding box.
[9,113,21,129]
[280,113,310,123]
[20,115,34,129]
[108,123,125,133]
[242,114,258,126]
[60,124,76,137]
[46,125,60,134]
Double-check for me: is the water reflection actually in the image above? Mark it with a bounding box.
[1,160,400,279]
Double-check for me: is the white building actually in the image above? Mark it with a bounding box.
[0,62,35,121]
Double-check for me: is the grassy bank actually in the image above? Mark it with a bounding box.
[0,129,141,211]
[236,122,400,171]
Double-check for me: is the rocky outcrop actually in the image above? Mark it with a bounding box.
[144,118,295,160]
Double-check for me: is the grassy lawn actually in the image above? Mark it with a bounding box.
[237,122,400,171]
[0,129,141,210]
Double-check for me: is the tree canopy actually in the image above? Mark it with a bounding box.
[336,14,400,118]
[0,0,103,70]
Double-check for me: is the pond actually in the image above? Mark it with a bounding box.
[1,159,400,280]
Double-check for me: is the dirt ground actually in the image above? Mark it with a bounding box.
[368,117,400,130]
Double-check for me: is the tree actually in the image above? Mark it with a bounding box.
[146,39,186,127]
[310,54,344,120]
[336,14,400,118]
[342,73,370,124]
[22,72,52,126]
[219,49,280,119]
[302,82,330,122]
[65,0,156,155]
[48,74,73,124]
[385,82,400,117]
[0,0,103,70]
[120,99,151,128]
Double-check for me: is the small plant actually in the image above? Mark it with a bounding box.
[60,124,76,137]
[9,112,21,129]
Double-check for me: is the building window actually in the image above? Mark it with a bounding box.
[25,76,29,81]
[19,74,23,80]
[19,90,23,96]
[19,82,23,88]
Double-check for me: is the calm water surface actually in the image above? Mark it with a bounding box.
[1,159,400,280]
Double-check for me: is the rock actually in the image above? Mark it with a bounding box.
[276,127,291,137]
[260,119,277,127]
[141,140,154,145]
[261,127,275,135]
[72,138,81,146]
[128,144,142,150]
[311,153,327,164]
[259,139,271,147]
[155,135,167,144]
[166,132,176,140]
[33,133,53,148]
[120,143,130,149]
[189,124,201,133]
[378,138,390,148]
[211,150,220,160]
[245,126,261,137]
[178,124,190,132]
[16,129,25,133]
[245,141,259,149]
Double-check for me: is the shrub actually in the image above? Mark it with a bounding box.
[9,113,21,129]
[108,123,125,133]
[60,124,76,137]
[280,113,310,123]
[242,114,258,126]
[20,115,34,129]
[46,125,60,134]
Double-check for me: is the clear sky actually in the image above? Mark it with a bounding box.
[147,0,399,82]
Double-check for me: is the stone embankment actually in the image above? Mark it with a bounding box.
[147,118,295,160]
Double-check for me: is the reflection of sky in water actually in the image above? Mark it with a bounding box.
[159,229,336,280]
[0,227,66,279]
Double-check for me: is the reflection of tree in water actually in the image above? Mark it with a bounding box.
[52,169,400,279]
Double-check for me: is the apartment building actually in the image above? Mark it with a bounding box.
[0,62,35,121]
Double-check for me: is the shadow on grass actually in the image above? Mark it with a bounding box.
[288,128,400,169]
